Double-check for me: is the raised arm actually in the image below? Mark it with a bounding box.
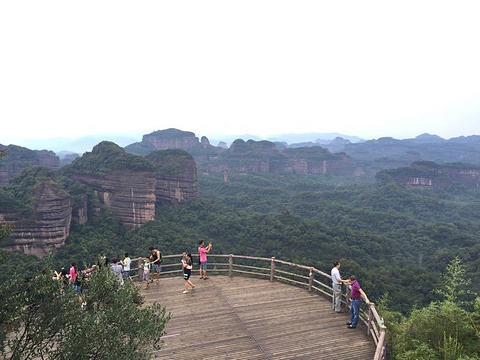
[206,242,212,253]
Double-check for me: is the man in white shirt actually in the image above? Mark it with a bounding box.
[331,261,348,313]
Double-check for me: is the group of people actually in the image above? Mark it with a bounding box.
[139,240,213,293]
[53,252,134,294]
[140,246,163,289]
[53,263,84,294]
[181,240,212,293]
[55,247,369,331]
[331,261,371,329]
[97,252,135,285]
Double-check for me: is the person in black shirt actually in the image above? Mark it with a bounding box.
[181,252,195,294]
[149,246,162,284]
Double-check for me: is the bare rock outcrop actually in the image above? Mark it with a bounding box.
[71,171,157,228]
[1,142,200,257]
[147,150,198,205]
[2,181,72,257]
[143,128,200,151]
[380,161,480,189]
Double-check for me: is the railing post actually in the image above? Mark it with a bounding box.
[374,325,387,360]
[270,257,275,282]
[346,283,351,309]
[137,258,142,281]
[367,303,373,335]
[228,254,233,277]
[308,267,313,292]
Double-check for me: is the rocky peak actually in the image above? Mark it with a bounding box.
[143,128,200,151]
[200,136,211,149]
[1,169,72,257]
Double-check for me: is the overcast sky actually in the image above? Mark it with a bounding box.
[1,1,479,147]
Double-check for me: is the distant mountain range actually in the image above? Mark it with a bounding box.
[4,131,480,167]
[20,134,142,155]
[207,132,365,147]
[15,132,366,156]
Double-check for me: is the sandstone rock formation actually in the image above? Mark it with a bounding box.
[71,171,157,228]
[1,142,200,257]
[381,161,480,189]
[2,180,72,257]
[134,130,360,176]
[147,150,198,205]
[0,145,60,185]
[143,128,200,151]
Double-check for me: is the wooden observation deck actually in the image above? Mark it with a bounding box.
[135,255,386,360]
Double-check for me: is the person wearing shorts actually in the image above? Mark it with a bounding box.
[142,257,152,289]
[149,246,162,284]
[198,240,212,279]
[181,252,195,293]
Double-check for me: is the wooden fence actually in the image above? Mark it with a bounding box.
[132,254,386,360]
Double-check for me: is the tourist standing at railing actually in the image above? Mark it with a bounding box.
[111,258,124,285]
[181,252,196,293]
[97,252,109,268]
[331,261,349,313]
[346,274,370,329]
[69,263,82,294]
[121,252,132,280]
[149,246,162,284]
[198,240,212,280]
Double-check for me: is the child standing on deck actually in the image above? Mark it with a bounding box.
[141,257,152,289]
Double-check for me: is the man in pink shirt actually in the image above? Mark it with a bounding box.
[198,240,212,279]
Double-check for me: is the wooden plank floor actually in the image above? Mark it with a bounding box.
[141,275,375,360]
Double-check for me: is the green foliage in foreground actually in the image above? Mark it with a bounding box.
[377,258,480,360]
[0,268,170,360]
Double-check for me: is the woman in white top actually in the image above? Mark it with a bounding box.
[121,253,132,280]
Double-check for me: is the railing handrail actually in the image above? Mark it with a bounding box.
[131,253,386,360]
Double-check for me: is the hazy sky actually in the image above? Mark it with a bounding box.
[1,1,479,146]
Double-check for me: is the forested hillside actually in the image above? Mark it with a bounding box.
[1,162,480,358]
[2,172,479,312]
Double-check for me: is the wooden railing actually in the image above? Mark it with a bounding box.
[133,254,386,360]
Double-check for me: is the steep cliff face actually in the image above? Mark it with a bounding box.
[155,169,198,205]
[62,142,158,228]
[197,140,360,176]
[212,139,272,174]
[2,181,72,257]
[143,128,200,151]
[71,171,157,228]
[280,148,358,176]
[147,150,198,205]
[381,162,480,189]
[124,129,225,173]
[0,145,60,185]
[1,142,200,257]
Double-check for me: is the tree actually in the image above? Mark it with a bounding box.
[0,268,170,359]
[386,258,480,359]
[435,256,471,304]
